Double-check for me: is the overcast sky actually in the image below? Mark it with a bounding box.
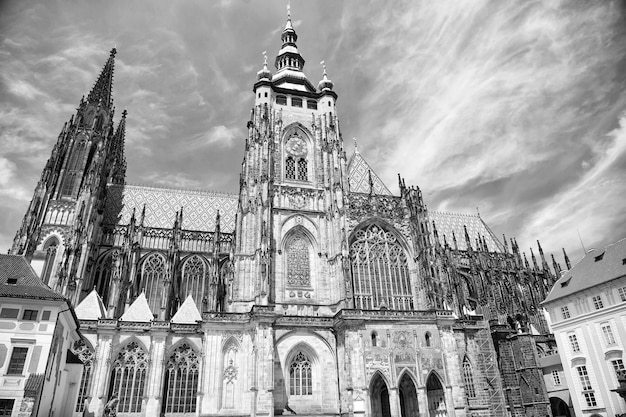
[1,0,625,267]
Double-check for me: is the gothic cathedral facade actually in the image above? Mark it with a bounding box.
[11,13,561,417]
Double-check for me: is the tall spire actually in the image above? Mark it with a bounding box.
[275,4,305,73]
[87,48,116,108]
[110,109,127,185]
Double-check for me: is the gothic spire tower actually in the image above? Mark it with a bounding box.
[232,8,349,311]
[11,48,127,305]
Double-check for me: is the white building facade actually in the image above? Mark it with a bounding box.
[543,238,626,417]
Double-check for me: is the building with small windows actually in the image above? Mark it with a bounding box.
[542,238,626,417]
[0,254,81,417]
[8,10,566,417]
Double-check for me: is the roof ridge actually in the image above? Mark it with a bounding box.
[429,210,480,218]
[119,183,238,198]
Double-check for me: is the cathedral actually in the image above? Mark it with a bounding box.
[11,11,563,417]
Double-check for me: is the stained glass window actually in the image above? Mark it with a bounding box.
[297,158,307,181]
[142,253,166,317]
[462,357,476,398]
[164,344,200,413]
[181,255,206,311]
[286,157,296,179]
[289,352,312,396]
[286,235,310,287]
[110,342,148,413]
[72,339,94,413]
[350,224,412,310]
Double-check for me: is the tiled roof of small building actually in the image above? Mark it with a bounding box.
[543,238,626,304]
[428,211,505,253]
[103,184,238,233]
[24,373,44,396]
[0,254,64,301]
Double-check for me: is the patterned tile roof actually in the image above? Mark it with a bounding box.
[543,238,626,304]
[104,184,238,233]
[347,150,392,196]
[428,211,505,253]
[0,254,65,301]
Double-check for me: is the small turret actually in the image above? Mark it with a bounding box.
[317,61,334,92]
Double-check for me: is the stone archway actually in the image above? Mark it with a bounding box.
[426,373,447,417]
[370,373,391,417]
[550,397,571,417]
[398,373,419,417]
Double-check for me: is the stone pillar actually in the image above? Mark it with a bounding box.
[389,387,400,417]
[417,387,429,417]
[89,333,113,416]
[144,333,167,415]
[446,386,456,417]
[255,325,274,417]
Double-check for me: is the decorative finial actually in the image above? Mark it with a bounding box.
[263,50,268,66]
[353,137,359,153]
[110,47,117,57]
[321,60,327,75]
[287,1,291,20]
[476,206,480,217]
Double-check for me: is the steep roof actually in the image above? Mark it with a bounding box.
[347,150,392,196]
[75,289,107,320]
[103,184,238,233]
[171,294,202,324]
[0,254,64,301]
[543,238,626,304]
[120,293,153,322]
[428,211,505,253]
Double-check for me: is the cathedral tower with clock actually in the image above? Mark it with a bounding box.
[8,9,562,417]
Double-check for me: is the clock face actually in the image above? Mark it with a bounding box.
[286,136,307,156]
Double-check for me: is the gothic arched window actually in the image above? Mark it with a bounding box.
[462,356,476,398]
[286,235,310,287]
[164,344,200,413]
[286,156,296,179]
[109,342,148,413]
[61,173,77,197]
[350,224,412,310]
[93,254,113,305]
[289,352,312,396]
[41,237,59,285]
[71,339,94,413]
[297,158,307,181]
[181,255,206,311]
[142,253,166,316]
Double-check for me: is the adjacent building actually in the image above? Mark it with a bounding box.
[0,254,81,417]
[543,238,626,417]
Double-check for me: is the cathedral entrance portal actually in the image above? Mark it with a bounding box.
[369,373,391,417]
[399,373,419,417]
[426,373,447,417]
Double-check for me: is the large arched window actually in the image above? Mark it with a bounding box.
[350,224,412,310]
[109,342,148,413]
[142,253,166,317]
[462,356,476,398]
[41,237,59,285]
[61,173,77,197]
[286,234,310,287]
[163,343,200,414]
[71,339,94,413]
[93,253,113,305]
[181,255,206,311]
[289,352,312,396]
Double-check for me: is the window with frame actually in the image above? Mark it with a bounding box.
[109,342,148,413]
[551,370,561,385]
[592,295,604,310]
[286,235,310,287]
[612,359,625,379]
[583,392,597,407]
[285,156,296,180]
[307,100,317,110]
[462,357,476,398]
[577,365,592,390]
[560,306,570,319]
[601,324,616,345]
[7,347,28,375]
[618,286,626,302]
[296,158,307,181]
[72,339,94,413]
[276,95,287,105]
[569,334,580,353]
[0,399,14,415]
[164,344,200,413]
[22,310,38,321]
[291,97,303,107]
[350,224,412,310]
[181,255,206,312]
[41,237,58,285]
[142,253,166,316]
[289,352,312,396]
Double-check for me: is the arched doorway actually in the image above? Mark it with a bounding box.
[550,397,571,417]
[426,373,447,417]
[399,372,419,417]
[370,373,391,417]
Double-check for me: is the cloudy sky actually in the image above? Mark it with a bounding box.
[1,0,625,266]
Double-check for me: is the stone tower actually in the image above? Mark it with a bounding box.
[11,48,127,306]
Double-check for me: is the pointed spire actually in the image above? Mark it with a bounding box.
[87,48,116,108]
[530,247,539,271]
[257,50,271,80]
[563,248,571,270]
[503,234,509,253]
[551,254,561,275]
[111,109,127,185]
[275,3,305,73]
[537,240,549,271]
